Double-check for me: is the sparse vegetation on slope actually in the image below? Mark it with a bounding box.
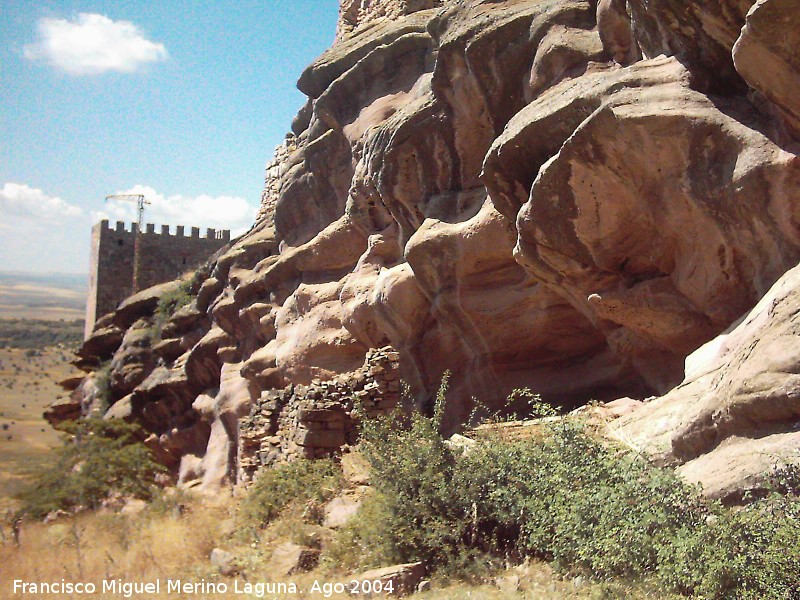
[91,360,113,416]
[154,279,194,323]
[16,419,165,519]
[238,458,343,535]
[148,278,195,342]
[327,383,800,599]
[0,346,71,511]
[0,497,230,600]
[4,390,798,598]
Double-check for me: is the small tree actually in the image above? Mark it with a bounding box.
[17,418,165,519]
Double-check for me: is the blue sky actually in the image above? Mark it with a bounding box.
[1,1,339,273]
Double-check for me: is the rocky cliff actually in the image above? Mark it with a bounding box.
[54,0,800,499]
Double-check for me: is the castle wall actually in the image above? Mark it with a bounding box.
[84,220,230,338]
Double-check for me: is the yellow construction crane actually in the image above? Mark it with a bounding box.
[105,193,151,293]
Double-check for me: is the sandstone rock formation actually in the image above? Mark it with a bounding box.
[612,262,800,502]
[270,542,320,576]
[336,0,444,40]
[57,0,800,496]
[733,0,800,137]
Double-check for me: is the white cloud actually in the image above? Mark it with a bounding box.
[0,182,83,223]
[93,185,257,237]
[0,183,87,273]
[23,13,167,75]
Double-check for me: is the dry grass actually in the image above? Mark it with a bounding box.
[0,496,233,599]
[0,497,672,600]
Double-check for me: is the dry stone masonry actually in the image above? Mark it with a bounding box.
[336,0,446,39]
[238,347,400,482]
[255,134,298,226]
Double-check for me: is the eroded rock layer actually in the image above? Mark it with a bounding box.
[57,0,800,494]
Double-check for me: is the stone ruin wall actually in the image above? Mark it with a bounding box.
[255,134,298,226]
[238,347,400,483]
[336,0,446,40]
[85,220,231,338]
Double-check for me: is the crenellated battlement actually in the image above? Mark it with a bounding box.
[99,219,231,241]
[86,218,233,337]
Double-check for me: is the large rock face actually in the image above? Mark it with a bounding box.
[733,0,800,137]
[59,0,800,494]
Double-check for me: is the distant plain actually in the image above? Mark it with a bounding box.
[0,272,86,510]
[0,347,74,512]
[0,271,87,320]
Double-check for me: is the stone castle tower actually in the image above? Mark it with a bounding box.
[84,220,231,337]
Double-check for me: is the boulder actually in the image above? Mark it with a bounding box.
[210,548,238,576]
[444,433,478,455]
[58,374,86,391]
[612,262,800,501]
[79,326,123,361]
[494,575,521,594]
[103,395,134,421]
[152,337,184,362]
[504,56,800,390]
[120,498,147,516]
[110,321,156,395]
[602,397,643,419]
[323,490,367,529]
[733,0,800,137]
[43,394,82,427]
[113,281,181,330]
[351,562,425,597]
[342,451,371,486]
[270,543,319,576]
[160,302,204,338]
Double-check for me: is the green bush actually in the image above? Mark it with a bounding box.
[238,459,342,534]
[17,419,165,519]
[357,411,464,568]
[657,496,800,598]
[155,280,193,321]
[92,360,113,414]
[468,387,558,425]
[147,279,195,342]
[333,385,800,598]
